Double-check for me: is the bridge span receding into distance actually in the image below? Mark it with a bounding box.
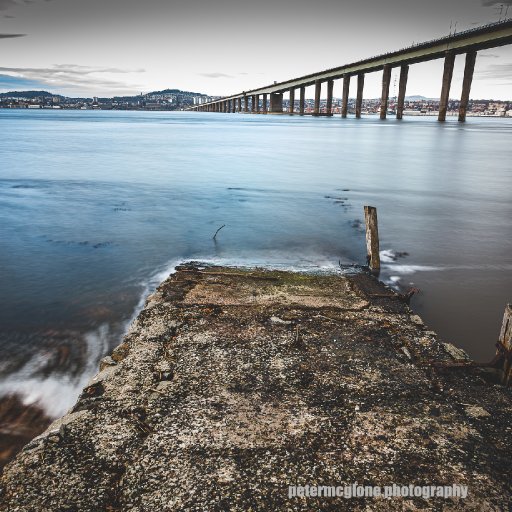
[190,19,512,122]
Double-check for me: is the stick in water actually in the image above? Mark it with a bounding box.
[213,224,226,240]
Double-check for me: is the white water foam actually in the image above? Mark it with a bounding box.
[0,323,111,418]
[0,255,355,419]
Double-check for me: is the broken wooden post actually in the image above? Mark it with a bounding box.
[498,304,512,385]
[364,206,380,273]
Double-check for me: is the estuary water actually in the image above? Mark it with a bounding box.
[0,109,511,419]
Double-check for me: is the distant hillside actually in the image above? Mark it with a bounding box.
[0,89,207,101]
[0,90,64,99]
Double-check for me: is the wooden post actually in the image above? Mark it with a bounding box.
[364,206,380,273]
[499,304,512,385]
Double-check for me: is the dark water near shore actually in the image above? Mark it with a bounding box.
[0,109,511,418]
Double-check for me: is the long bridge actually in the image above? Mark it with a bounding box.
[190,20,512,122]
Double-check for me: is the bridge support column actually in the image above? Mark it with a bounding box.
[251,95,256,113]
[356,73,364,118]
[289,88,295,114]
[270,93,283,113]
[299,86,305,115]
[438,51,455,122]
[326,79,334,115]
[262,94,267,113]
[396,65,409,119]
[314,80,321,115]
[380,65,392,120]
[341,75,350,118]
[237,97,241,112]
[255,94,260,113]
[458,51,477,122]
[244,96,248,113]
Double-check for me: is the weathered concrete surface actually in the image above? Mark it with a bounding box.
[1,264,511,511]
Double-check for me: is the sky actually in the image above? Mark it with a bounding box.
[0,0,511,99]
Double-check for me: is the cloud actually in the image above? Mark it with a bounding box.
[476,62,512,81]
[0,0,52,11]
[0,72,48,90]
[198,71,253,79]
[0,64,145,94]
[0,33,26,38]
[481,0,512,5]
[198,72,234,79]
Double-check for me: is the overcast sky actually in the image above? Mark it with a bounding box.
[0,0,511,99]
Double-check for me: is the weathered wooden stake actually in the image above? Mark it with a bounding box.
[364,206,380,273]
[499,304,512,385]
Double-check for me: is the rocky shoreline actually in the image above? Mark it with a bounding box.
[1,263,511,511]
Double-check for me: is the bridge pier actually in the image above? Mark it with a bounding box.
[237,97,241,113]
[262,94,267,113]
[326,79,333,115]
[289,88,295,114]
[270,93,283,113]
[255,94,260,113]
[380,65,391,120]
[314,80,321,115]
[396,65,409,119]
[342,75,350,118]
[458,51,477,122]
[299,86,305,115]
[244,96,248,113]
[356,73,364,118]
[251,95,256,113]
[438,51,455,121]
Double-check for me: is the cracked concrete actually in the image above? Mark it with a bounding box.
[0,263,511,511]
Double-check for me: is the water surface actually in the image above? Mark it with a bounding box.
[0,109,510,417]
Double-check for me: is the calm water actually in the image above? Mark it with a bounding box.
[0,109,511,418]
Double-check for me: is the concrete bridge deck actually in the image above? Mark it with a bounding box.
[192,20,512,122]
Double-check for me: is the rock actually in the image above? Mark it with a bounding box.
[269,316,292,325]
[464,405,491,419]
[443,342,471,361]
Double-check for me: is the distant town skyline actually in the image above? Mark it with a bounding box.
[0,0,511,100]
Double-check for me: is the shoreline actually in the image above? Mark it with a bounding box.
[1,263,511,510]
